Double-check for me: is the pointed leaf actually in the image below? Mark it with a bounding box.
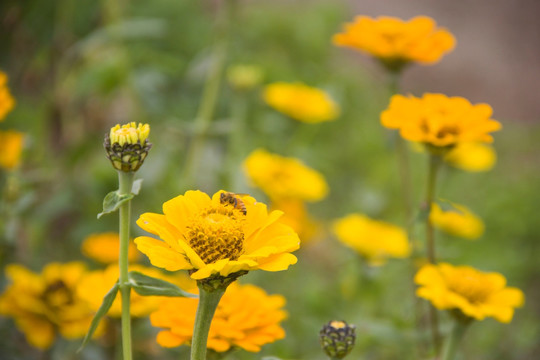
[97,190,134,219]
[129,271,197,298]
[78,282,119,352]
[131,179,143,195]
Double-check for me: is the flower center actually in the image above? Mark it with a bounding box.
[447,271,492,303]
[186,205,245,264]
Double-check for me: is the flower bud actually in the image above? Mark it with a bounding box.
[104,122,152,172]
[320,320,356,359]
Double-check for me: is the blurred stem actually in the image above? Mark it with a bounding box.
[118,171,134,360]
[190,285,226,360]
[441,320,470,360]
[425,153,442,354]
[185,0,236,187]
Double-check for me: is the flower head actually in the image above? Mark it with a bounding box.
[333,16,455,71]
[263,82,339,123]
[0,262,97,349]
[151,282,287,352]
[0,130,24,170]
[0,71,16,121]
[243,149,328,202]
[104,122,152,172]
[430,202,484,240]
[134,190,300,285]
[381,93,501,149]
[81,232,140,264]
[333,214,410,265]
[77,264,196,318]
[415,263,524,323]
[319,320,356,359]
[445,142,496,172]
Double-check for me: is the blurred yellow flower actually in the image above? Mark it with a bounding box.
[0,71,16,121]
[0,262,97,349]
[333,15,455,71]
[430,202,484,240]
[271,199,321,244]
[263,82,339,123]
[77,264,196,318]
[445,142,496,172]
[381,93,501,148]
[333,214,410,265]
[134,190,300,281]
[415,263,524,323]
[151,282,287,352]
[243,149,328,202]
[81,232,140,264]
[0,130,24,170]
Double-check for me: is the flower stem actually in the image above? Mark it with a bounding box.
[441,320,470,360]
[190,284,226,360]
[118,171,134,360]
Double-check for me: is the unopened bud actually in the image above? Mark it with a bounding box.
[104,122,152,172]
[320,320,356,359]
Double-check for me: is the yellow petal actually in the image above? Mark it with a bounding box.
[134,237,192,271]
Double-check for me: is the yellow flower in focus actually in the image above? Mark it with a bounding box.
[77,264,196,318]
[0,262,97,350]
[381,93,501,148]
[263,82,339,123]
[0,71,16,121]
[243,149,328,202]
[333,16,455,71]
[333,214,410,265]
[0,130,24,170]
[430,202,484,240]
[151,282,287,352]
[415,263,524,323]
[271,199,321,244]
[109,122,149,146]
[445,142,496,172]
[134,190,300,282]
[81,232,140,264]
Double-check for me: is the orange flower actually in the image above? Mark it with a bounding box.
[381,93,501,148]
[81,232,140,264]
[333,16,455,71]
[0,130,24,170]
[0,71,16,121]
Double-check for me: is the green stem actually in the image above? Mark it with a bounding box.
[425,154,442,354]
[118,171,134,360]
[190,285,226,360]
[441,320,470,360]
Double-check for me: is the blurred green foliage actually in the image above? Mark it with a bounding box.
[0,0,539,359]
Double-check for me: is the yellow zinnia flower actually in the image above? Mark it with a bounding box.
[77,264,196,318]
[81,232,140,264]
[333,15,455,71]
[0,71,16,121]
[445,142,496,172]
[243,149,328,202]
[134,190,300,281]
[263,82,339,123]
[381,93,501,148]
[333,214,410,265]
[430,202,484,240]
[0,130,24,170]
[415,263,524,323]
[0,262,97,350]
[151,282,287,352]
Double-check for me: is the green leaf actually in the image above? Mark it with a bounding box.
[129,271,197,298]
[97,190,134,219]
[131,179,143,195]
[78,282,119,352]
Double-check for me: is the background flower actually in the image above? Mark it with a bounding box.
[333,16,455,70]
[430,201,484,240]
[134,190,300,280]
[0,130,24,170]
[81,232,140,264]
[415,263,524,323]
[151,282,287,352]
[333,214,410,265]
[381,93,501,147]
[0,262,96,349]
[0,71,15,121]
[444,142,497,172]
[263,82,339,123]
[243,149,328,202]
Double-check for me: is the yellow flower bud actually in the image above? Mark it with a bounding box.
[104,122,152,172]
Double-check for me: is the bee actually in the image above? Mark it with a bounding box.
[220,192,248,215]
